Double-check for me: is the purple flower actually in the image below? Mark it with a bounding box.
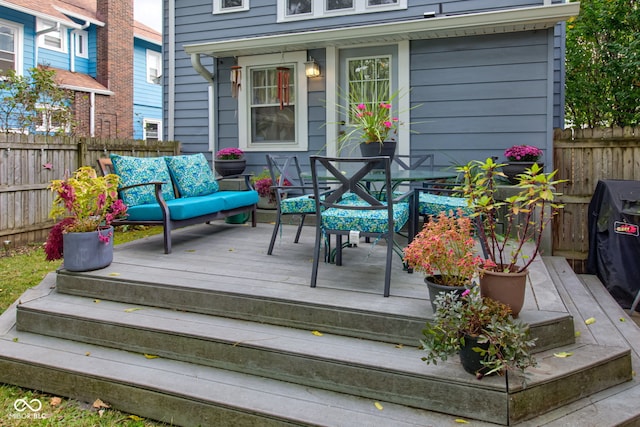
[216,147,245,160]
[504,145,542,162]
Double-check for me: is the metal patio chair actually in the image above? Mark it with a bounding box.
[266,154,317,255]
[309,155,411,297]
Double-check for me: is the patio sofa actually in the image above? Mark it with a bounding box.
[100,153,258,254]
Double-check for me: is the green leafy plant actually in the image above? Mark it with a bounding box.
[404,210,484,287]
[420,286,537,378]
[45,166,128,260]
[456,158,566,273]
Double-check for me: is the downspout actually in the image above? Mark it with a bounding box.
[190,53,216,155]
[90,91,95,137]
[168,0,176,140]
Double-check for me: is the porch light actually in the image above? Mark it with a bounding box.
[305,58,320,78]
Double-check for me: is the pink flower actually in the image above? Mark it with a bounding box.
[357,103,366,110]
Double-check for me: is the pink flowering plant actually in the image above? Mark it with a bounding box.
[504,145,543,162]
[251,169,291,203]
[45,166,127,260]
[404,210,485,287]
[216,147,244,160]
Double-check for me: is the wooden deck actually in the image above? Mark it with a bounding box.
[0,221,639,426]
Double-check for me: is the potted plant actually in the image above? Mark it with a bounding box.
[456,157,565,315]
[502,144,543,184]
[335,77,411,163]
[214,147,246,177]
[404,210,484,311]
[251,169,291,209]
[45,166,128,271]
[420,286,537,378]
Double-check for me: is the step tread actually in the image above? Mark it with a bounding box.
[17,292,631,394]
[0,330,499,427]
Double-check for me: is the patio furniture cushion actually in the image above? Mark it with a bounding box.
[110,154,176,206]
[280,194,317,214]
[126,190,259,221]
[165,153,219,197]
[321,199,410,234]
[418,192,472,217]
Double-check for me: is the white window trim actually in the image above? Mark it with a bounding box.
[146,49,162,85]
[213,0,250,14]
[277,0,406,22]
[34,104,70,134]
[0,19,23,76]
[36,18,67,53]
[238,51,308,152]
[74,30,88,59]
[143,118,162,141]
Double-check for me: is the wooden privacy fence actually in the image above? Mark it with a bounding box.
[0,134,180,248]
[553,127,640,273]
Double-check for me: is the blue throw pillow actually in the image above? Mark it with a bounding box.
[110,154,176,206]
[165,154,219,197]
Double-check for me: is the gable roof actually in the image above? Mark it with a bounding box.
[184,3,579,58]
[0,0,161,42]
[51,67,112,95]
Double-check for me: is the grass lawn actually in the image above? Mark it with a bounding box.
[0,226,175,426]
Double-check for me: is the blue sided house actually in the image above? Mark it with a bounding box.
[0,0,162,140]
[165,0,579,169]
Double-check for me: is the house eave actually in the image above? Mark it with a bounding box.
[183,3,580,58]
[0,0,81,28]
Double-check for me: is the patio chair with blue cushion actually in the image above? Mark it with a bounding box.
[266,154,317,255]
[309,155,411,297]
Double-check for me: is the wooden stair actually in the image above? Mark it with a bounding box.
[0,224,637,426]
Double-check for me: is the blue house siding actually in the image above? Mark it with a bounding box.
[409,30,552,168]
[169,1,577,170]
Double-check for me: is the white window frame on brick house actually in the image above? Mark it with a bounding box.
[277,0,406,22]
[213,0,249,14]
[146,49,162,85]
[143,119,162,141]
[0,19,23,76]
[34,104,71,134]
[74,30,88,59]
[36,19,66,53]
[238,51,308,152]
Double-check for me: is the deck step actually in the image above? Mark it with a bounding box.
[0,330,465,427]
[54,269,576,351]
[13,291,633,425]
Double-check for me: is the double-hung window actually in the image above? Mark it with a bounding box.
[0,19,22,76]
[278,0,406,22]
[74,30,88,58]
[147,50,162,85]
[37,19,66,52]
[238,51,308,151]
[213,0,249,13]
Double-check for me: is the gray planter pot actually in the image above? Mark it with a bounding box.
[62,226,114,272]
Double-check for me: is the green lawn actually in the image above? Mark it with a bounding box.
[0,227,175,426]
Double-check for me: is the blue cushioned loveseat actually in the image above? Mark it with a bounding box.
[99,153,259,254]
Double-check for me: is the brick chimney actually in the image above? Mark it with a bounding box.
[95,0,134,138]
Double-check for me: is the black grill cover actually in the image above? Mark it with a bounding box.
[587,180,640,310]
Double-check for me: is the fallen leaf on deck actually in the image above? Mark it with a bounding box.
[585,317,596,325]
[228,248,235,252]
[128,415,144,421]
[374,402,383,410]
[85,352,91,356]
[395,344,403,349]
[108,272,120,276]
[93,398,110,409]
[50,397,62,406]
[12,338,18,342]
[619,318,626,322]
[124,307,143,313]
[144,354,159,359]
[454,419,470,423]
[311,330,323,336]
[93,299,101,303]
[575,331,581,337]
[553,352,573,358]
[185,249,196,253]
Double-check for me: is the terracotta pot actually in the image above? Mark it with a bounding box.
[424,276,470,312]
[478,266,528,317]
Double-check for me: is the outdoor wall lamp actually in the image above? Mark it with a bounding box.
[305,58,320,78]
